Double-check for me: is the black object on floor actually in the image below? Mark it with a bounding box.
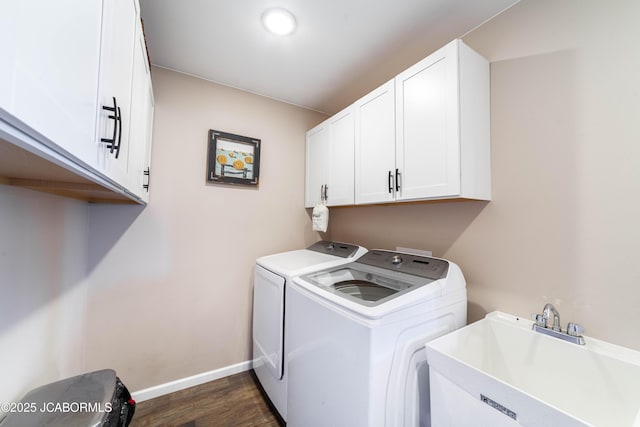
[0,369,135,427]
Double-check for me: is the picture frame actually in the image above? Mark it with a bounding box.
[207,129,260,186]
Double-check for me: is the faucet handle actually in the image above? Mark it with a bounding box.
[567,322,585,337]
[535,314,546,327]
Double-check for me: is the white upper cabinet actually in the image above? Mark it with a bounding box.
[305,106,356,208]
[0,1,103,168]
[0,0,154,204]
[326,107,356,206]
[96,0,139,184]
[305,124,329,208]
[318,38,490,208]
[126,28,155,202]
[354,80,396,204]
[395,39,490,201]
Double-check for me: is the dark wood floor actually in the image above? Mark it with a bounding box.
[130,371,283,427]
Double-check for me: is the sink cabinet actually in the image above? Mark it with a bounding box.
[425,311,640,427]
[304,106,355,208]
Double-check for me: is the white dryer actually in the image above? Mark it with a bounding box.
[252,240,367,421]
[286,250,467,427]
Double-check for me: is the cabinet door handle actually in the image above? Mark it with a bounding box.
[101,97,122,159]
[114,106,122,159]
[324,184,328,202]
[101,96,118,152]
[395,168,400,192]
[143,167,150,191]
[388,171,393,194]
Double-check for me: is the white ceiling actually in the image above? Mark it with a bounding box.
[139,0,518,114]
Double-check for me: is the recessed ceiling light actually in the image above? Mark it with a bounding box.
[262,8,297,36]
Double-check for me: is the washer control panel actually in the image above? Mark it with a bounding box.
[307,240,361,258]
[356,250,449,280]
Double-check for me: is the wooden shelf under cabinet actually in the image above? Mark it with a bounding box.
[0,138,136,204]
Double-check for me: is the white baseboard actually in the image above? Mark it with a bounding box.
[131,360,253,402]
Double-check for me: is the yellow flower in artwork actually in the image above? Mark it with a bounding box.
[245,157,253,164]
[233,160,245,170]
[216,154,227,165]
[229,151,236,158]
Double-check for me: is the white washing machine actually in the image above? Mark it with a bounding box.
[252,240,367,421]
[286,249,467,427]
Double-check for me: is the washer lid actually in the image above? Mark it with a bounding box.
[302,265,432,307]
[332,280,398,302]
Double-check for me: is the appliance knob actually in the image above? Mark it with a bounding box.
[391,255,403,265]
[326,243,335,251]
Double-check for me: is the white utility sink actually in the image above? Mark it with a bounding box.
[425,311,640,426]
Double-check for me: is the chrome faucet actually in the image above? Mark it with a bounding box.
[533,303,585,345]
[540,303,561,331]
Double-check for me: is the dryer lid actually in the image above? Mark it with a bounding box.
[256,241,366,276]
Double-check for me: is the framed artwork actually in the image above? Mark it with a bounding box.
[207,129,260,186]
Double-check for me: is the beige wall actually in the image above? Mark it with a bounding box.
[0,185,89,403]
[328,0,640,350]
[83,67,326,390]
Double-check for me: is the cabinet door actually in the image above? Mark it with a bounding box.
[395,41,460,200]
[326,107,355,206]
[0,0,102,167]
[127,30,154,202]
[304,124,329,208]
[96,0,139,184]
[354,80,396,204]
